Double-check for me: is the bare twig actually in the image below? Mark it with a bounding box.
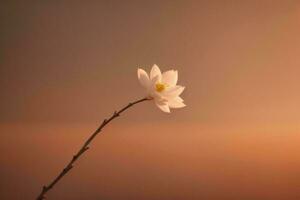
[36,97,150,200]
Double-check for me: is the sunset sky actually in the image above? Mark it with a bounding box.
[1,1,300,199]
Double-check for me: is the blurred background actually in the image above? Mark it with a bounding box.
[1,1,300,199]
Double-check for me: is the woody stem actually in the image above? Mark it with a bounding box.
[36,97,150,200]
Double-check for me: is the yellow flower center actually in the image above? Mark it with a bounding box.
[155,83,166,92]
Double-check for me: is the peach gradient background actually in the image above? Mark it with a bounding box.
[1,1,300,199]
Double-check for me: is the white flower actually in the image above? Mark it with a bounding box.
[137,64,186,113]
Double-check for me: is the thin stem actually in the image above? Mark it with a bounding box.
[36,97,150,200]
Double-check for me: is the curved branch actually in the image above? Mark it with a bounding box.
[36,97,150,200]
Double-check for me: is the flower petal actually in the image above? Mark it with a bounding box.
[149,90,166,102]
[163,85,185,98]
[155,100,170,113]
[137,68,150,89]
[150,64,162,81]
[146,75,161,98]
[151,75,160,85]
[168,97,186,108]
[162,70,178,86]
[176,96,184,102]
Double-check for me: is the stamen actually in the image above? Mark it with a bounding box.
[155,83,166,92]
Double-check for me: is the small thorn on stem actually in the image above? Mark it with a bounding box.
[84,146,89,150]
[63,165,73,173]
[113,111,120,117]
[100,119,107,127]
